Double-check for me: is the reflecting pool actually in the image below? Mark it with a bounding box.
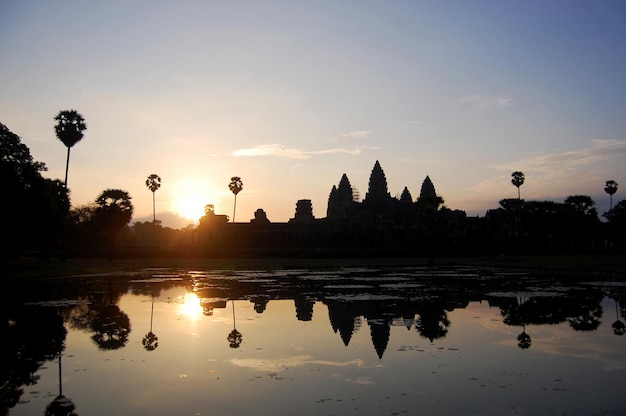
[3,266,626,415]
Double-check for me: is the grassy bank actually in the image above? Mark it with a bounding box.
[3,253,626,280]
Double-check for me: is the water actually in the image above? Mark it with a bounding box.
[3,266,626,415]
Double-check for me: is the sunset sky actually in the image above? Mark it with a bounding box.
[2,1,625,227]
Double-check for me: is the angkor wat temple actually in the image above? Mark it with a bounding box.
[195,160,468,257]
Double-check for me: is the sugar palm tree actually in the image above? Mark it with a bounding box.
[145,174,161,223]
[54,110,87,188]
[228,176,243,222]
[605,180,618,209]
[511,171,525,199]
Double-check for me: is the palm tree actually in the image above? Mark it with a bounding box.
[228,176,243,222]
[54,110,87,188]
[511,171,525,199]
[145,174,161,223]
[605,180,618,209]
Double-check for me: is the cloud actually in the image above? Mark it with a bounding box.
[340,130,371,139]
[459,94,513,111]
[231,143,378,159]
[490,139,626,173]
[469,139,626,197]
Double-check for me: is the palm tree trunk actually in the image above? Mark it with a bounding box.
[64,146,71,188]
[233,194,237,223]
[152,191,156,245]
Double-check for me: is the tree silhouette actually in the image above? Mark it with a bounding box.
[54,110,87,188]
[228,176,243,222]
[145,174,161,245]
[145,174,161,222]
[92,189,134,258]
[605,180,618,209]
[511,171,525,199]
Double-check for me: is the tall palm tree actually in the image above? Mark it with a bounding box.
[54,110,87,188]
[145,174,161,223]
[605,180,618,209]
[228,176,243,222]
[511,171,525,199]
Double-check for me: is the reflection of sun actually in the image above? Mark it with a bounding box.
[180,293,203,319]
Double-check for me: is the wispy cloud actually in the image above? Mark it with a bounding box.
[340,130,371,139]
[459,94,513,111]
[470,139,626,197]
[490,139,626,173]
[231,143,378,159]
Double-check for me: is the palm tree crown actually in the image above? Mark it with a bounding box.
[511,171,525,199]
[54,109,87,188]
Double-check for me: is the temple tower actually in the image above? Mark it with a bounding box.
[419,175,436,199]
[327,173,355,219]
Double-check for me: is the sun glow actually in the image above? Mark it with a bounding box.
[170,178,222,223]
[176,194,206,223]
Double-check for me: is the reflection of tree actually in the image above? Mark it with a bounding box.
[227,301,243,348]
[415,302,450,342]
[611,299,625,336]
[91,305,131,350]
[0,307,66,414]
[567,295,602,332]
[142,295,159,351]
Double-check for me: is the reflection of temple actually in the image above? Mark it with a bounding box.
[196,160,460,257]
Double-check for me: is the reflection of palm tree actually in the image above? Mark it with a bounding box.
[517,325,532,349]
[611,300,625,336]
[45,353,76,416]
[228,176,243,222]
[227,300,243,348]
[142,295,159,351]
[54,109,87,189]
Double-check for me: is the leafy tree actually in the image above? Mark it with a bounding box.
[1,122,69,256]
[228,176,243,222]
[511,171,525,199]
[92,189,134,257]
[54,110,87,188]
[605,180,618,209]
[604,200,626,247]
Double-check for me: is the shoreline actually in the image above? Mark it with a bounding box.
[3,253,626,280]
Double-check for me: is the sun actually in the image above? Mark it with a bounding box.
[176,194,206,223]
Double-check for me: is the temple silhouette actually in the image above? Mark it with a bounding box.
[193,160,461,257]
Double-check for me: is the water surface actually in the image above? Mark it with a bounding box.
[3,266,626,415]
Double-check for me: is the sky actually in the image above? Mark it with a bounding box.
[1,1,625,227]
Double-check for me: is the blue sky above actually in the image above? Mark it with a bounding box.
[1,1,625,226]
